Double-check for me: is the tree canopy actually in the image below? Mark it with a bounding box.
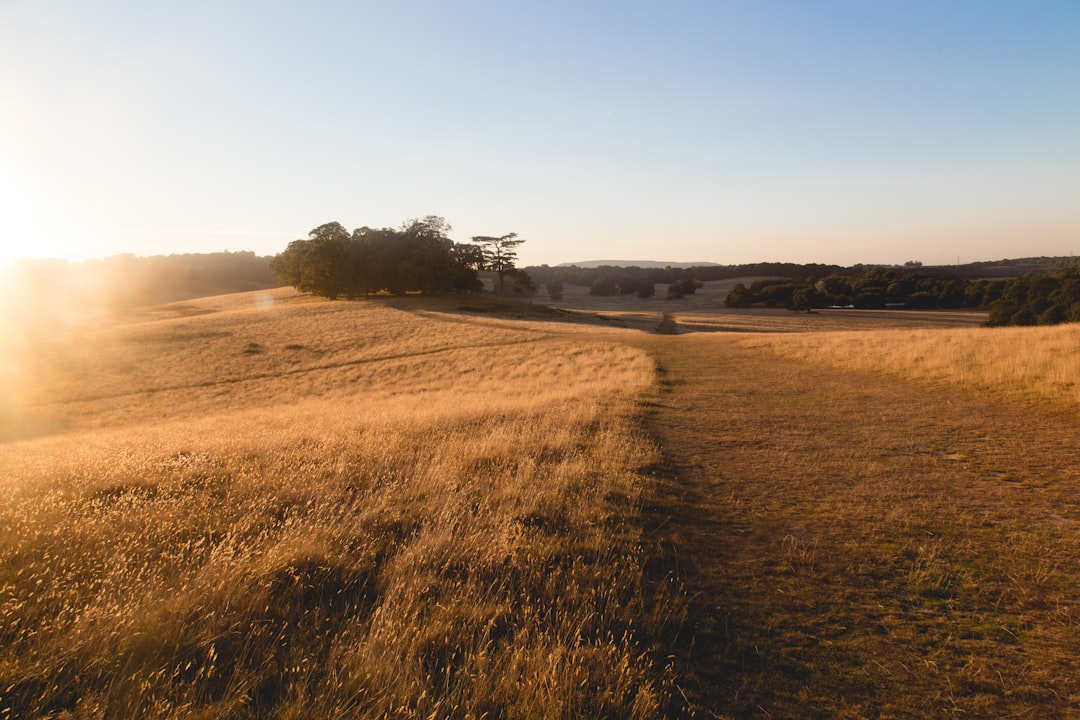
[271,217,487,299]
[472,233,528,296]
[984,270,1080,326]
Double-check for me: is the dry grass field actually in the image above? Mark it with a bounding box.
[0,289,681,718]
[632,315,1080,718]
[743,322,1080,408]
[3,284,1078,718]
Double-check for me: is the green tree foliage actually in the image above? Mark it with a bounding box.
[502,267,537,296]
[735,270,1001,312]
[984,271,1080,326]
[853,292,885,309]
[472,233,528,296]
[525,260,1076,325]
[271,217,483,299]
[904,292,938,310]
[616,275,641,295]
[635,280,656,299]
[525,262,846,294]
[590,277,617,296]
[667,278,703,299]
[724,283,754,308]
[788,288,814,312]
[546,279,564,300]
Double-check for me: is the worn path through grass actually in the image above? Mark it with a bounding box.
[635,333,1080,719]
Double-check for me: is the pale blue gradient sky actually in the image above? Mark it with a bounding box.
[1,1,1078,267]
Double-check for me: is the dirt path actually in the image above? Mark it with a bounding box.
[634,334,1080,719]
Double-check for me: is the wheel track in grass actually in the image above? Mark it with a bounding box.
[632,333,1080,719]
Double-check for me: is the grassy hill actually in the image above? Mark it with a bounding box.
[0,289,679,718]
[2,287,1078,717]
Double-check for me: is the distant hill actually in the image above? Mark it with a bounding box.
[557,260,720,269]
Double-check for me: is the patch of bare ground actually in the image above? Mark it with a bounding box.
[635,333,1080,718]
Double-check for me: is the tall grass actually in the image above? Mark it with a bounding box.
[743,322,1080,407]
[0,291,680,718]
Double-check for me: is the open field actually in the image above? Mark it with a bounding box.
[2,287,1078,718]
[637,333,1079,718]
[743,322,1080,408]
[0,290,679,718]
[544,279,989,334]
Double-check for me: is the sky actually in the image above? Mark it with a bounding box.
[1,1,1078,268]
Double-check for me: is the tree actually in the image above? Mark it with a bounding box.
[668,278,701,299]
[724,283,753,308]
[984,270,1080,326]
[590,276,617,296]
[789,287,813,312]
[504,267,537,296]
[269,222,354,299]
[472,233,527,296]
[854,292,886,309]
[617,275,641,295]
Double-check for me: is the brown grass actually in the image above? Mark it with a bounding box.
[0,290,681,719]
[4,283,1077,718]
[540,279,988,334]
[636,326,1080,718]
[743,321,1080,408]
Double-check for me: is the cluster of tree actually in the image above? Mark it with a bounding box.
[270,217,530,299]
[529,257,1079,300]
[722,267,1080,326]
[725,268,1003,312]
[984,270,1080,326]
[582,274,709,300]
[587,275,651,298]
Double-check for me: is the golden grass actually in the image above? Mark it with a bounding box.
[674,307,987,333]
[0,291,681,718]
[6,282,1073,717]
[742,321,1080,408]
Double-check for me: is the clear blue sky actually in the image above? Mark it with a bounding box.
[2,1,1078,267]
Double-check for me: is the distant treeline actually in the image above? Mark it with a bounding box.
[527,256,1078,291]
[947,255,1080,278]
[725,269,1080,326]
[525,262,847,291]
[2,250,278,312]
[983,270,1080,326]
[726,269,979,311]
[525,259,1079,326]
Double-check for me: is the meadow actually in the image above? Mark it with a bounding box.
[2,283,1078,718]
[0,289,679,718]
[743,321,1080,408]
